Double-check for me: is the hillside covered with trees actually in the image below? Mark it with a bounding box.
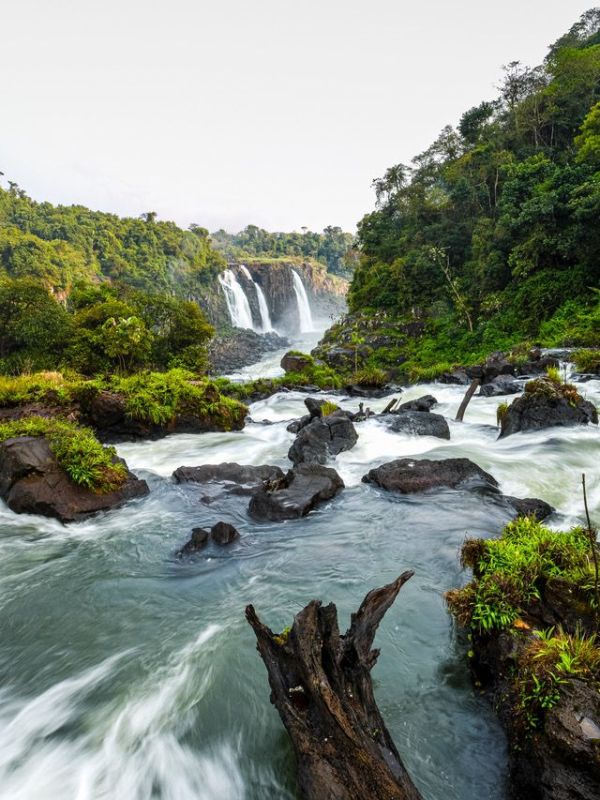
[344,9,600,373]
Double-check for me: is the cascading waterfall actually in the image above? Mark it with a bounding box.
[291,269,314,333]
[218,269,254,329]
[239,266,273,333]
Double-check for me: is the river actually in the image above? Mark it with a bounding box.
[1,337,599,800]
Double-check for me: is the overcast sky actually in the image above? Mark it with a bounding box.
[0,0,593,233]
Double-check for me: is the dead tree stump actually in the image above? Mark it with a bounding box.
[245,571,423,800]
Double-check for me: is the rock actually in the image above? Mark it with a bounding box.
[344,384,394,399]
[500,378,598,437]
[178,527,210,555]
[481,352,515,382]
[209,329,288,374]
[380,411,450,439]
[478,375,522,397]
[437,370,470,386]
[173,462,284,491]
[286,416,310,434]
[210,521,240,545]
[281,351,313,374]
[396,395,438,412]
[570,373,599,383]
[288,411,358,466]
[248,463,344,521]
[304,397,328,418]
[504,496,555,521]
[363,457,498,494]
[0,436,149,523]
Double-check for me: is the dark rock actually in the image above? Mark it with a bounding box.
[210,521,240,545]
[504,496,554,521]
[305,397,327,418]
[500,378,598,437]
[478,375,522,397]
[481,351,515,382]
[286,416,310,434]
[295,384,321,394]
[248,463,344,521]
[209,329,288,374]
[173,462,284,489]
[380,411,450,440]
[0,436,149,523]
[363,457,497,494]
[344,384,393,399]
[437,370,470,385]
[281,351,313,373]
[288,411,358,466]
[397,395,438,412]
[178,527,210,555]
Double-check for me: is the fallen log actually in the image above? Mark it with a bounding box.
[245,571,422,800]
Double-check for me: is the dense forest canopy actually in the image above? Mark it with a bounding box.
[348,9,600,356]
[212,225,358,278]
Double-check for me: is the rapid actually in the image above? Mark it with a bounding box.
[1,337,599,800]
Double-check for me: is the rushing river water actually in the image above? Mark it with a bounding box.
[1,344,599,800]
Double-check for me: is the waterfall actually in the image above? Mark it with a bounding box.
[291,270,314,333]
[239,265,273,333]
[218,269,254,329]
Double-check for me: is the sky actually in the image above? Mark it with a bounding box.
[0,0,594,233]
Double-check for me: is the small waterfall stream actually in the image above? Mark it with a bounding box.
[239,266,274,333]
[217,269,254,329]
[291,269,314,332]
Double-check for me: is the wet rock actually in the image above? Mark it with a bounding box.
[0,436,149,523]
[209,329,288,374]
[437,370,470,386]
[396,395,438,412]
[288,411,358,466]
[248,463,344,521]
[178,527,210,555]
[173,462,284,491]
[504,496,554,521]
[281,351,313,373]
[478,375,522,397]
[499,378,598,437]
[210,521,240,545]
[363,457,498,494]
[481,352,515,382]
[344,384,393,399]
[380,411,450,440]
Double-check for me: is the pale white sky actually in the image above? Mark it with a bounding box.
[0,1,593,232]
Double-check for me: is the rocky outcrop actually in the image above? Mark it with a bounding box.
[248,463,344,521]
[363,457,498,493]
[173,462,284,491]
[396,395,438,412]
[380,411,450,439]
[478,375,521,397]
[178,521,240,555]
[209,329,288,374]
[281,351,313,374]
[504,495,554,521]
[0,436,148,523]
[499,377,598,437]
[288,411,358,465]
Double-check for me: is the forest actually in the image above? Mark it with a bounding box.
[347,9,600,369]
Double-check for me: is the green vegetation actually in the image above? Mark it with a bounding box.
[0,417,126,493]
[574,348,600,373]
[351,366,388,387]
[212,225,357,278]
[446,517,596,633]
[320,401,340,416]
[344,10,600,373]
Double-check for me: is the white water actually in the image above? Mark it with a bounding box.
[239,265,273,333]
[291,269,314,332]
[218,269,254,329]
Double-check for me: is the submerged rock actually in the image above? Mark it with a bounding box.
[380,411,450,440]
[173,462,284,492]
[210,521,240,545]
[248,463,344,521]
[178,527,210,555]
[499,377,598,437]
[0,436,148,523]
[363,457,497,494]
[288,411,358,466]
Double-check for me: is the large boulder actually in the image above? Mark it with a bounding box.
[478,375,522,397]
[173,462,284,492]
[380,411,450,440]
[281,351,313,374]
[288,411,358,466]
[499,377,598,437]
[363,457,497,494]
[396,395,438,412]
[504,495,554,522]
[0,436,149,523]
[248,463,344,521]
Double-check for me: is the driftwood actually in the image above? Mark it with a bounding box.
[455,378,480,422]
[245,571,422,800]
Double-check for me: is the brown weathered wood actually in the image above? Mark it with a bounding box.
[245,572,422,800]
[382,397,399,414]
[455,378,480,422]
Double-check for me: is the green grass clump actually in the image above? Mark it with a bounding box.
[573,349,600,374]
[110,369,247,428]
[351,366,388,387]
[320,401,339,416]
[447,517,596,633]
[0,417,126,493]
[0,372,78,407]
[496,401,510,426]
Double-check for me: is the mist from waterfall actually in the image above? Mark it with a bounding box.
[239,266,273,333]
[291,270,314,333]
[218,269,254,329]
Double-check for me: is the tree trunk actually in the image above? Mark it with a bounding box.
[455,378,480,422]
[245,571,423,800]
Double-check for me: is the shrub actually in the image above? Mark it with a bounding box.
[351,366,388,387]
[573,349,600,374]
[0,417,126,493]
